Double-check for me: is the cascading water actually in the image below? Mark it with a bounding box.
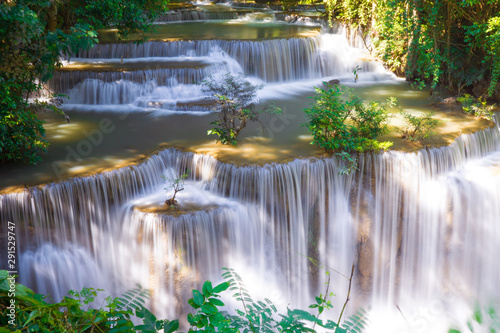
[2,123,500,330]
[2,7,499,333]
[51,15,390,113]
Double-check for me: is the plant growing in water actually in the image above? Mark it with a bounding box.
[162,170,189,208]
[304,83,392,173]
[398,111,443,142]
[352,65,362,82]
[457,94,495,120]
[203,73,280,145]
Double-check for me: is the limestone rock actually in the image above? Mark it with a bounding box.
[327,79,340,85]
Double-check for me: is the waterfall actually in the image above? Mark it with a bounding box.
[2,123,500,329]
[76,36,375,82]
[49,63,229,93]
[155,11,240,22]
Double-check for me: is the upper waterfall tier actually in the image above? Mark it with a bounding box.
[97,21,320,43]
[76,35,382,82]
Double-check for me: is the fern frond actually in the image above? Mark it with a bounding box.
[115,285,151,313]
[340,308,368,333]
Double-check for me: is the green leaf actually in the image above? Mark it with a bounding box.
[23,308,41,327]
[202,281,213,297]
[209,298,225,307]
[164,320,180,333]
[192,290,204,306]
[213,281,230,293]
[187,313,196,326]
[201,302,218,315]
[188,298,200,309]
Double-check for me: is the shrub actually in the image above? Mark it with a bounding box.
[203,73,280,146]
[1,268,367,333]
[398,111,443,142]
[304,84,392,154]
[0,270,178,332]
[457,94,495,120]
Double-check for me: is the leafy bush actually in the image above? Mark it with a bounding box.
[0,0,167,165]
[186,268,368,333]
[203,73,280,146]
[448,304,500,333]
[1,267,369,333]
[398,111,443,142]
[304,84,392,154]
[457,94,495,120]
[0,270,178,333]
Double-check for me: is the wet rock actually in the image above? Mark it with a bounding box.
[442,97,458,104]
[176,99,216,108]
[326,79,340,85]
[434,96,462,112]
[357,240,374,289]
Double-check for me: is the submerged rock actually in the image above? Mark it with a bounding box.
[326,79,340,85]
[434,96,463,112]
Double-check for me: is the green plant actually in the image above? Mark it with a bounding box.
[398,111,443,142]
[1,267,369,333]
[304,84,392,174]
[186,280,232,332]
[0,0,167,165]
[448,304,500,333]
[304,84,392,153]
[162,169,190,207]
[186,267,367,333]
[352,66,362,82]
[457,94,495,120]
[203,73,280,146]
[0,270,178,333]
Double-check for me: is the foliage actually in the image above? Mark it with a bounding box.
[457,94,495,120]
[319,0,500,96]
[1,267,369,333]
[71,0,169,41]
[162,169,190,207]
[0,270,179,333]
[304,84,392,174]
[398,111,443,142]
[352,66,362,83]
[0,0,168,165]
[304,84,392,153]
[186,280,232,332]
[203,73,280,146]
[185,267,367,333]
[0,90,47,165]
[448,304,500,333]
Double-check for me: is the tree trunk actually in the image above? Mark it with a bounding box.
[47,0,58,31]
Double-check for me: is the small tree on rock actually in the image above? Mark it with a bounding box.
[163,170,189,208]
[203,73,280,145]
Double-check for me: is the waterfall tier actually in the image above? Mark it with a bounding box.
[76,36,380,83]
[2,123,500,329]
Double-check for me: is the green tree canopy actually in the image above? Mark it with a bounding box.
[0,0,168,164]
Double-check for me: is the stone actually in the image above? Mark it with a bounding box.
[442,97,458,104]
[326,79,340,85]
[435,96,462,112]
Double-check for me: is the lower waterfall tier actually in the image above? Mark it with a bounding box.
[1,122,500,331]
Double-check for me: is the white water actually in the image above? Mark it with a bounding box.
[3,10,499,333]
[52,16,391,114]
[2,122,500,330]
